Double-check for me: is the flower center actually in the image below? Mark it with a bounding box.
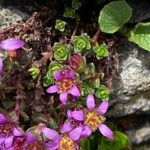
[84,110,102,131]
[59,135,77,150]
[56,79,73,92]
[27,141,44,150]
[13,136,26,150]
[0,122,13,135]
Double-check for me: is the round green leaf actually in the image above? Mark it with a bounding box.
[98,0,132,34]
[129,22,150,51]
[99,131,129,150]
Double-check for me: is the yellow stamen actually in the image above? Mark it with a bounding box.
[59,135,77,150]
[56,79,74,92]
[84,109,105,131]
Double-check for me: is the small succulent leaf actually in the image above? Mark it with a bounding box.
[53,43,71,61]
[28,67,40,79]
[43,74,54,87]
[81,84,95,96]
[98,0,132,33]
[128,22,150,51]
[48,61,63,76]
[95,85,110,100]
[63,7,76,19]
[72,0,82,10]
[55,19,66,32]
[72,33,91,52]
[93,43,109,59]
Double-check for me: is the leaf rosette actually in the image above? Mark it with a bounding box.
[72,0,82,10]
[72,33,91,52]
[93,43,109,59]
[28,67,40,79]
[53,43,71,61]
[55,19,67,32]
[48,61,63,76]
[63,7,75,19]
[95,85,110,100]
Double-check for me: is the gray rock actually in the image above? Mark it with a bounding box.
[127,0,150,23]
[108,39,150,117]
[126,115,150,145]
[0,7,29,29]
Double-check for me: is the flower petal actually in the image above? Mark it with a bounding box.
[59,92,68,104]
[81,126,92,138]
[98,123,114,139]
[67,110,84,121]
[46,85,58,93]
[98,101,109,115]
[54,70,62,80]
[86,94,95,110]
[0,113,7,123]
[0,58,3,74]
[26,132,37,143]
[61,120,73,133]
[4,135,14,148]
[45,137,60,150]
[13,127,23,136]
[68,70,75,79]
[42,127,59,140]
[0,38,24,50]
[69,126,83,141]
[0,136,5,144]
[69,85,80,97]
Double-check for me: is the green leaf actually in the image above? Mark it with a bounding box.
[28,67,40,79]
[53,43,71,61]
[98,0,132,34]
[63,7,76,19]
[95,85,110,100]
[99,131,129,150]
[129,22,150,51]
[93,43,109,59]
[55,19,66,32]
[72,33,91,52]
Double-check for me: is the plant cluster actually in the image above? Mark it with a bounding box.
[2,0,149,149]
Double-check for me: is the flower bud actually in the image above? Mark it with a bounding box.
[69,53,86,72]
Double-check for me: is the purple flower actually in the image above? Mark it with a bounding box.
[0,113,24,149]
[66,94,114,139]
[46,68,80,104]
[41,127,79,150]
[0,38,24,51]
[0,57,3,74]
[24,132,46,150]
[61,109,91,140]
[0,38,24,74]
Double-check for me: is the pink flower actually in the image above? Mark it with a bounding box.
[46,68,80,104]
[0,114,24,149]
[0,38,24,51]
[65,94,114,139]
[0,38,24,74]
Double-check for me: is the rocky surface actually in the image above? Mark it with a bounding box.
[0,7,29,29]
[109,39,150,117]
[126,115,150,144]
[127,0,150,23]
